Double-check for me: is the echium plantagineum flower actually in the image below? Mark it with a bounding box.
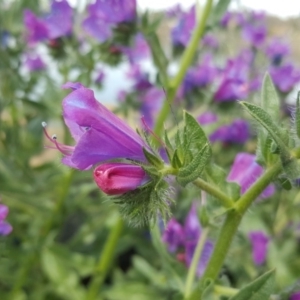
[162,204,214,277]
[209,119,250,144]
[120,34,150,64]
[0,204,12,236]
[265,38,290,66]
[24,0,73,45]
[42,82,147,171]
[24,54,46,72]
[290,291,300,300]
[82,0,136,43]
[248,231,270,265]
[269,63,300,93]
[171,5,195,47]
[227,153,275,198]
[183,54,217,94]
[214,52,252,102]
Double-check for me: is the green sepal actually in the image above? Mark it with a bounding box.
[282,158,300,180]
[296,91,300,138]
[142,147,164,169]
[171,149,183,169]
[164,129,174,152]
[114,179,173,227]
[177,144,210,187]
[277,177,292,190]
[229,269,275,300]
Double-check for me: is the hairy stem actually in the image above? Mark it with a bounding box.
[154,0,213,137]
[188,161,283,300]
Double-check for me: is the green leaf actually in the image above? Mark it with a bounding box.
[277,177,292,190]
[229,269,275,300]
[296,91,300,138]
[261,73,280,120]
[210,0,231,24]
[171,149,183,168]
[177,144,211,186]
[142,148,164,169]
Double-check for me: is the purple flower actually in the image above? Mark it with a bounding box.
[24,54,46,71]
[202,34,219,49]
[0,204,12,236]
[214,53,252,102]
[227,153,275,198]
[220,11,245,28]
[166,4,182,18]
[265,39,290,65]
[269,63,300,93]
[162,204,213,277]
[82,0,136,43]
[121,34,150,64]
[43,82,147,170]
[290,291,300,300]
[210,119,250,144]
[183,54,217,94]
[95,69,105,84]
[162,218,184,252]
[93,162,149,195]
[197,112,218,125]
[140,87,164,129]
[24,0,72,44]
[127,65,152,91]
[248,231,269,265]
[171,5,195,47]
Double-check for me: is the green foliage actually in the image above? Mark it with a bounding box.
[229,269,275,300]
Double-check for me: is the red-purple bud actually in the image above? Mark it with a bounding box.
[93,163,148,195]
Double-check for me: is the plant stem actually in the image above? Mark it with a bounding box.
[85,217,124,300]
[184,228,210,299]
[153,0,213,137]
[214,285,239,297]
[188,161,283,300]
[193,178,235,209]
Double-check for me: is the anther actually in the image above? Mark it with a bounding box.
[41,121,47,128]
[52,134,57,140]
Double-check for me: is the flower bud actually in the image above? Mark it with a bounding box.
[93,163,148,195]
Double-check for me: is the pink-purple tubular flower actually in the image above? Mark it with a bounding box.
[227,153,275,198]
[0,204,12,236]
[248,231,269,265]
[43,82,146,170]
[93,163,149,195]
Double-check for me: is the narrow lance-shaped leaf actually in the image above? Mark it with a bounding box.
[229,269,275,300]
[177,143,211,186]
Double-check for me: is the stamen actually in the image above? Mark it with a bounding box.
[52,137,72,156]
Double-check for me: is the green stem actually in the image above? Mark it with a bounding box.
[193,178,234,209]
[85,217,124,300]
[188,162,283,300]
[214,285,238,297]
[9,170,74,298]
[184,228,210,299]
[153,0,213,137]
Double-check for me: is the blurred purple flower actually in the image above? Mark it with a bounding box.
[266,39,290,65]
[171,5,195,47]
[0,204,12,236]
[95,69,105,84]
[162,218,184,252]
[202,33,219,49]
[248,231,270,265]
[93,162,149,195]
[242,16,267,48]
[197,112,218,125]
[162,204,213,277]
[290,291,300,300]
[210,119,250,144]
[220,11,245,28]
[214,53,252,102]
[82,0,136,43]
[24,54,46,71]
[24,0,72,44]
[121,34,150,64]
[140,87,164,129]
[227,153,275,198]
[43,82,146,170]
[127,64,152,91]
[166,4,182,18]
[183,54,217,94]
[270,63,300,93]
